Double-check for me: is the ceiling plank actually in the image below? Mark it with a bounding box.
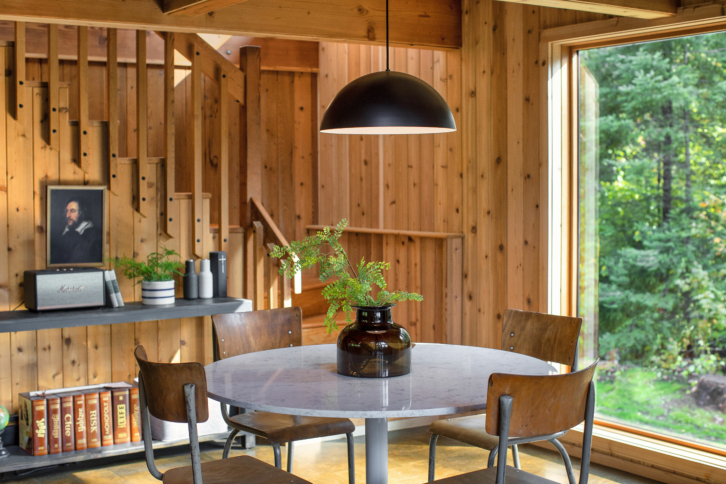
[496,0,676,20]
[0,0,461,50]
[164,0,252,17]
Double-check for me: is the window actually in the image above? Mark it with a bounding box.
[577,31,726,452]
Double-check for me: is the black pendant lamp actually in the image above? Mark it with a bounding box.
[319,0,456,135]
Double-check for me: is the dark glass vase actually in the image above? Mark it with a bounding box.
[337,306,411,378]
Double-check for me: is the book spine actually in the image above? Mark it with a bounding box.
[33,399,48,456]
[100,391,114,446]
[48,397,62,454]
[112,389,130,444]
[130,387,140,442]
[104,271,119,308]
[18,394,32,454]
[110,270,124,307]
[74,394,87,451]
[61,395,75,452]
[85,392,101,449]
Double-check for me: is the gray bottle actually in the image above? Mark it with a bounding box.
[183,259,198,299]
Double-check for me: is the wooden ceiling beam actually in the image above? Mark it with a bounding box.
[496,0,677,20]
[0,0,461,50]
[163,0,252,17]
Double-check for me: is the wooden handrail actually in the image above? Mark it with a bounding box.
[251,197,289,247]
[306,225,465,239]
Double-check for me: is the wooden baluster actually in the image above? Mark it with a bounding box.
[192,48,203,257]
[252,221,265,310]
[14,22,25,119]
[164,32,176,236]
[218,73,229,252]
[283,275,292,308]
[137,30,148,217]
[107,28,119,195]
[267,243,279,309]
[77,26,90,172]
[48,24,59,150]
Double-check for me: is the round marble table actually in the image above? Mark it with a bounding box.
[205,343,555,484]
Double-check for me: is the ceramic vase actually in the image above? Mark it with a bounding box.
[337,305,411,378]
[141,280,175,306]
[183,260,198,300]
[198,259,213,299]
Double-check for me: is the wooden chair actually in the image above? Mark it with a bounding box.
[134,345,311,484]
[212,307,356,483]
[428,309,583,481]
[429,361,598,484]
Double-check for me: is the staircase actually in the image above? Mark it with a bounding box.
[294,272,347,345]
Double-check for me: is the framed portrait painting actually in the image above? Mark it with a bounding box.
[47,185,107,268]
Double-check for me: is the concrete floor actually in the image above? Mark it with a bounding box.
[3,426,660,483]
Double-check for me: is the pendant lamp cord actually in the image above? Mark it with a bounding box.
[385,0,390,71]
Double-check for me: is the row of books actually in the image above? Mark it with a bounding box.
[104,270,125,308]
[19,382,140,456]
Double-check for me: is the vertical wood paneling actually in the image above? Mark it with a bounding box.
[277,73,294,242]
[48,24,59,151]
[0,47,10,411]
[164,32,176,237]
[218,74,229,252]
[293,72,313,241]
[107,28,119,195]
[14,23,25,118]
[77,26,90,172]
[192,51,203,257]
[137,30,149,217]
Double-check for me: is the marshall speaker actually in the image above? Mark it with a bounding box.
[24,268,106,311]
[209,251,227,298]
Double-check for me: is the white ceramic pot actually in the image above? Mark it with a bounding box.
[141,280,175,306]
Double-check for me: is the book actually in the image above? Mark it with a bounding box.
[110,270,124,307]
[59,392,75,452]
[130,384,141,442]
[111,387,130,444]
[99,390,114,447]
[104,271,119,308]
[85,392,101,449]
[18,393,47,456]
[74,393,87,450]
[48,395,62,454]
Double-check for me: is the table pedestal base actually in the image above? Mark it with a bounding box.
[365,417,388,484]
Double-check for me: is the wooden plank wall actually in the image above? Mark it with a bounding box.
[317,4,609,349]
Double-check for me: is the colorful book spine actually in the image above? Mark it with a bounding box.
[74,394,87,451]
[48,396,62,454]
[18,394,48,456]
[61,393,75,452]
[85,392,101,449]
[112,388,130,444]
[130,385,141,442]
[104,271,119,308]
[100,390,114,447]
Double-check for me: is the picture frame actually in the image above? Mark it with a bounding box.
[46,185,107,268]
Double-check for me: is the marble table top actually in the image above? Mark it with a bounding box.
[205,343,556,419]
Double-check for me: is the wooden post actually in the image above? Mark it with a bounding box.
[137,30,148,217]
[13,22,25,120]
[48,24,59,150]
[191,49,203,258]
[164,32,176,237]
[77,26,90,172]
[239,46,261,227]
[107,28,119,195]
[218,74,229,252]
[252,221,265,310]
[283,276,292,308]
[267,243,279,309]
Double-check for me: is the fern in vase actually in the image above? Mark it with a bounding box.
[271,219,423,334]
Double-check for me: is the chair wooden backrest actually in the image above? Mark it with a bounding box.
[501,309,582,367]
[212,307,303,360]
[485,360,597,439]
[134,345,209,424]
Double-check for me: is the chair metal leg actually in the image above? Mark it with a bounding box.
[286,442,294,473]
[512,444,521,469]
[272,443,282,469]
[346,433,355,484]
[550,438,576,484]
[428,434,439,482]
[487,447,498,468]
[222,429,241,459]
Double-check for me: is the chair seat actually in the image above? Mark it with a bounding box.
[430,465,558,484]
[430,415,499,450]
[229,411,355,444]
[162,455,311,484]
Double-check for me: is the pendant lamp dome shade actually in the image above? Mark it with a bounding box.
[319,70,456,135]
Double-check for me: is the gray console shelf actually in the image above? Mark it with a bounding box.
[0,298,252,333]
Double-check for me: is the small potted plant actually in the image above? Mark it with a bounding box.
[272,220,423,378]
[110,247,184,306]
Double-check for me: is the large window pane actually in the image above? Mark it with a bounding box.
[578,32,726,451]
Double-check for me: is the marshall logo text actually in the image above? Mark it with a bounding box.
[57,285,84,293]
